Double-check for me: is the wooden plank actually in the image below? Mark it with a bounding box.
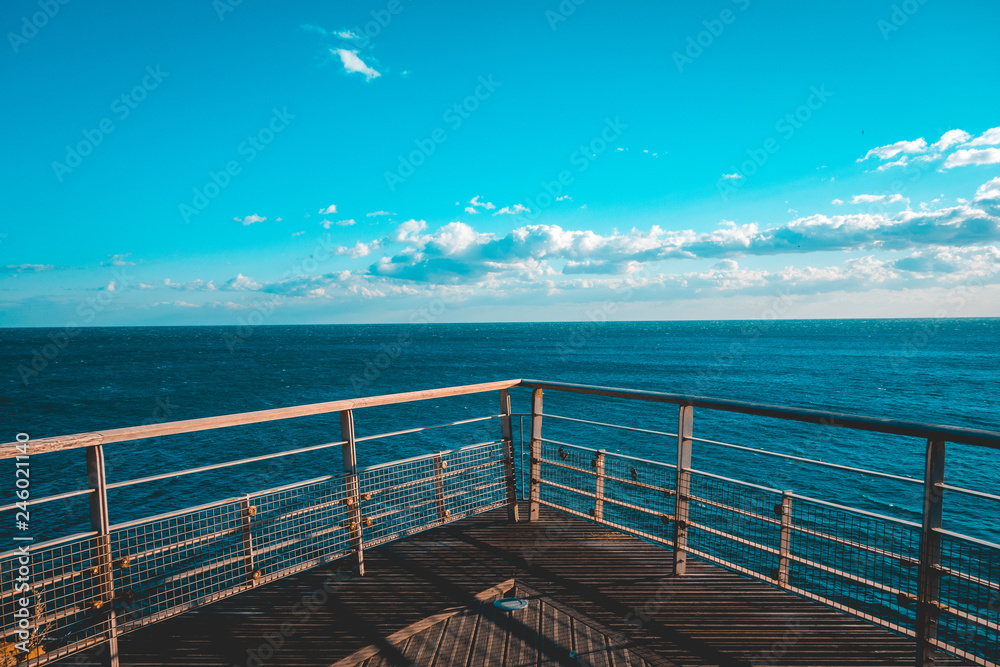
[506,587,541,667]
[574,618,612,667]
[1,379,523,458]
[432,610,477,666]
[469,599,517,667]
[329,579,513,667]
[405,620,447,666]
[540,598,574,664]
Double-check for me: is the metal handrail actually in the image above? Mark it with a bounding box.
[519,379,1000,449]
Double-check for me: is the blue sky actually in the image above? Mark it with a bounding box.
[2,0,999,326]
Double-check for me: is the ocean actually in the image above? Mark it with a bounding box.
[2,319,998,543]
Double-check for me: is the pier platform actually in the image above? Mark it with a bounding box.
[56,504,970,667]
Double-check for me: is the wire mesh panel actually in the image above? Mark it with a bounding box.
[249,476,352,584]
[359,441,507,549]
[786,496,922,635]
[685,472,783,581]
[111,499,247,632]
[0,535,112,665]
[935,533,1000,665]
[537,442,676,546]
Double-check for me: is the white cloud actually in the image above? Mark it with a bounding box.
[976,177,1000,202]
[321,218,356,229]
[336,241,377,258]
[967,127,1000,147]
[831,199,844,205]
[849,194,907,204]
[367,210,394,217]
[467,196,495,211]
[721,173,743,180]
[333,49,380,81]
[357,176,1000,286]
[164,278,216,291]
[292,231,305,237]
[101,253,135,267]
[858,138,927,162]
[556,195,572,201]
[930,129,972,154]
[4,263,57,272]
[493,204,530,216]
[234,214,266,226]
[174,301,199,308]
[105,281,116,292]
[276,217,284,222]
[224,274,261,291]
[318,204,337,215]
[464,207,478,214]
[942,148,1000,169]
[335,30,359,39]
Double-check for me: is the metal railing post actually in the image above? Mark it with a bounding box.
[593,449,606,521]
[432,453,449,522]
[778,490,793,588]
[239,495,258,588]
[498,389,519,523]
[917,439,946,666]
[528,388,543,522]
[520,415,526,501]
[340,410,364,577]
[673,405,693,576]
[86,445,119,667]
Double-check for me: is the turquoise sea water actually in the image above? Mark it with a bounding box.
[1,319,998,543]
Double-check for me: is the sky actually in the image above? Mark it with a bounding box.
[2,0,999,326]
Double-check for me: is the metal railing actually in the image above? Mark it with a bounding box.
[519,379,1000,667]
[0,381,521,666]
[2,378,999,666]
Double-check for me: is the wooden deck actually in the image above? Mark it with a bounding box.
[58,504,971,667]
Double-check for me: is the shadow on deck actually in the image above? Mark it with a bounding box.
[58,505,970,667]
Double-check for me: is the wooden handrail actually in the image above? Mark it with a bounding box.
[0,379,522,459]
[8,377,999,459]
